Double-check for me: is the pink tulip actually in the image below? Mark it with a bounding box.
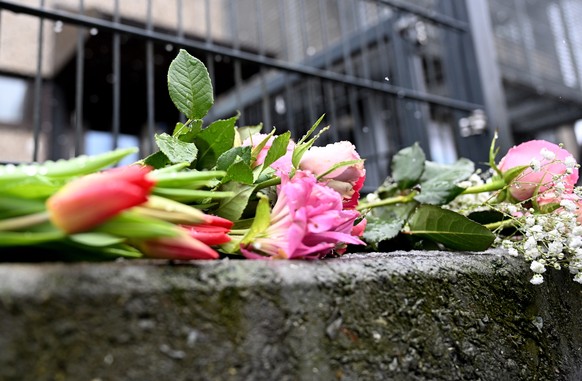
[498,140,578,201]
[299,141,366,209]
[242,133,295,173]
[241,171,365,259]
[183,224,232,245]
[136,228,219,260]
[181,215,233,246]
[47,165,155,234]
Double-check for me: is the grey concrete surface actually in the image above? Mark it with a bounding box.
[0,250,581,381]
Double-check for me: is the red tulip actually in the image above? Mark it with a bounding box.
[137,229,219,260]
[47,165,155,234]
[182,224,232,246]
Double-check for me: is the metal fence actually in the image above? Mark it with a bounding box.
[0,0,503,190]
[490,0,582,137]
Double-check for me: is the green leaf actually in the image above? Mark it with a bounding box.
[0,177,64,199]
[167,49,214,120]
[298,114,325,144]
[175,119,203,143]
[223,160,254,185]
[392,143,426,189]
[250,130,276,166]
[0,148,137,184]
[363,202,418,248]
[407,205,495,251]
[262,131,291,170]
[142,151,170,169]
[241,194,271,245]
[216,146,252,171]
[195,115,238,170]
[236,124,263,145]
[69,232,126,247]
[0,196,46,219]
[502,164,529,185]
[215,182,255,221]
[414,159,474,205]
[0,230,64,246]
[489,131,502,176]
[155,133,198,165]
[291,115,328,168]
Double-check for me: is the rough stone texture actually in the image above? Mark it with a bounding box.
[0,249,581,381]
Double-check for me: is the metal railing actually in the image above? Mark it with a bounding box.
[0,0,499,190]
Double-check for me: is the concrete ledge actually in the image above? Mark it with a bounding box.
[1,250,581,380]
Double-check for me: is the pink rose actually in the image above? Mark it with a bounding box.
[299,141,366,209]
[242,133,295,174]
[241,170,365,259]
[498,140,578,202]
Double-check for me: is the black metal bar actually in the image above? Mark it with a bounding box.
[255,0,271,131]
[353,2,382,176]
[145,0,155,154]
[458,0,513,154]
[32,0,45,162]
[377,0,468,31]
[555,0,581,87]
[177,0,184,40]
[352,2,371,80]
[176,0,186,123]
[227,0,245,126]
[389,11,430,152]
[318,0,339,142]
[338,0,364,144]
[278,0,295,135]
[514,0,539,87]
[74,0,84,156]
[298,0,316,123]
[374,1,392,86]
[0,0,482,112]
[202,0,215,122]
[0,9,2,58]
[111,0,120,150]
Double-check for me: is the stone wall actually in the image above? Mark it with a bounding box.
[0,249,581,380]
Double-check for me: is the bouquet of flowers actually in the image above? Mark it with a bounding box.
[2,50,581,287]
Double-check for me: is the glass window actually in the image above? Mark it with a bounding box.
[0,75,28,124]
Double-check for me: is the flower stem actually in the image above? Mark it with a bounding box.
[0,211,50,231]
[255,176,281,191]
[356,191,417,211]
[229,229,249,235]
[462,179,506,194]
[484,219,517,231]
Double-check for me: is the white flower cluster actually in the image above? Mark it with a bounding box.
[447,172,493,215]
[499,207,582,285]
